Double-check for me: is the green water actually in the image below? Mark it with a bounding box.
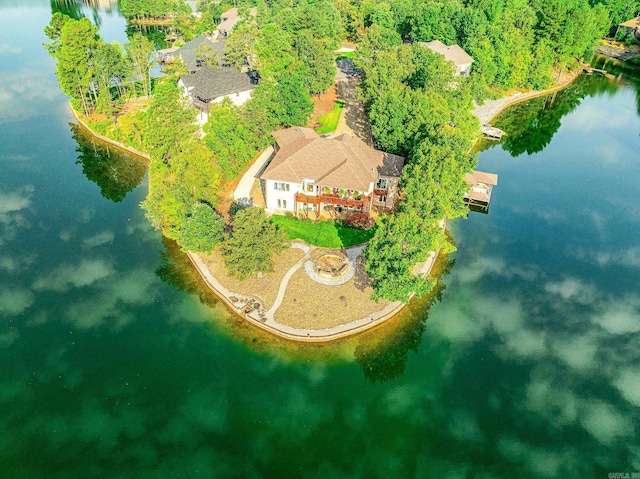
[1,2,639,477]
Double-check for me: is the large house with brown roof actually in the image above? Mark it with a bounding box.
[420,40,474,77]
[260,127,405,218]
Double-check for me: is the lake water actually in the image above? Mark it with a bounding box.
[1,2,639,477]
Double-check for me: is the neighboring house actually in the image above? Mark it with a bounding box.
[158,34,225,73]
[184,0,201,18]
[216,7,258,38]
[615,16,640,41]
[260,127,405,218]
[420,40,474,77]
[178,66,258,123]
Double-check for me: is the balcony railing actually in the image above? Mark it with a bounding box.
[295,192,370,208]
[191,98,210,114]
[373,188,388,197]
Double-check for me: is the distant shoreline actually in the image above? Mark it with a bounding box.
[472,68,584,127]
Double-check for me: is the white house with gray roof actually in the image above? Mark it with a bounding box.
[178,66,258,124]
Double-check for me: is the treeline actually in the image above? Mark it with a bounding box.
[346,0,636,95]
[120,0,189,20]
[360,44,477,302]
[44,13,155,116]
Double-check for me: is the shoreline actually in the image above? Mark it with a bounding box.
[70,106,151,162]
[72,68,582,343]
[186,250,438,343]
[472,68,584,127]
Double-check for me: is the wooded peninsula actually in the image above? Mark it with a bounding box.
[45,0,638,312]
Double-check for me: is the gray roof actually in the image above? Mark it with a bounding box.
[180,66,257,101]
[175,35,225,71]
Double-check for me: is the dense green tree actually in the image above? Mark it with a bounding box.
[354,24,402,67]
[142,137,220,239]
[224,20,259,71]
[178,202,225,253]
[364,212,442,303]
[203,102,259,179]
[254,24,296,80]
[401,135,477,220]
[43,12,72,56]
[332,0,360,39]
[294,31,335,94]
[94,41,128,115]
[248,72,314,129]
[276,0,342,48]
[125,33,155,97]
[408,0,461,44]
[140,82,198,161]
[51,17,100,115]
[195,43,220,68]
[222,207,287,280]
[362,2,395,29]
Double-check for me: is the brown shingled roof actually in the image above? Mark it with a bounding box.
[261,129,404,191]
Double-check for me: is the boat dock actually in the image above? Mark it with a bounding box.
[464,170,498,213]
[481,125,506,140]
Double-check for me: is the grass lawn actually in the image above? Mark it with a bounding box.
[316,100,344,135]
[336,52,355,60]
[271,215,375,248]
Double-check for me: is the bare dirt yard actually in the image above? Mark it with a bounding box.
[201,246,305,308]
[274,249,390,330]
[307,86,338,129]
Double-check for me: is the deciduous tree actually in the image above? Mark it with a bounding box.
[178,202,225,253]
[222,207,287,280]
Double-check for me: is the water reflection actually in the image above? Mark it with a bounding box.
[126,24,170,49]
[156,236,220,310]
[354,254,455,383]
[71,123,147,203]
[476,72,627,157]
[51,0,118,17]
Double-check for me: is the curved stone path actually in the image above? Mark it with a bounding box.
[265,242,313,321]
[186,240,441,342]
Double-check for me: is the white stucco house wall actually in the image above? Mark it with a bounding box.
[259,127,405,218]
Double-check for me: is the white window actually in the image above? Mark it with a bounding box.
[273,182,290,191]
[278,199,287,209]
[376,178,388,190]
